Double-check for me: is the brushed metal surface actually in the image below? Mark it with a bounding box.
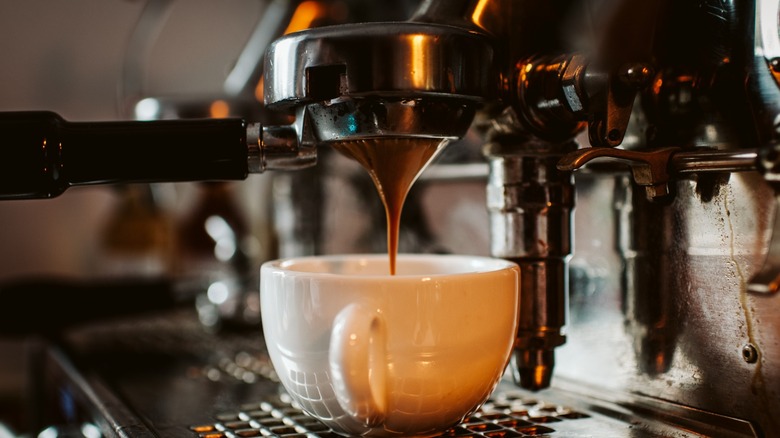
[558,169,778,435]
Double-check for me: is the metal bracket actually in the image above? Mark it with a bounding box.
[557,147,679,199]
[558,147,759,200]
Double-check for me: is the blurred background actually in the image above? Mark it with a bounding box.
[0,1,274,433]
[0,0,269,279]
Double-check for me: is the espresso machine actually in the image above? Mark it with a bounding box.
[261,0,780,435]
[4,0,780,437]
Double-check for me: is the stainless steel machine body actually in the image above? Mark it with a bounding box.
[261,0,780,435]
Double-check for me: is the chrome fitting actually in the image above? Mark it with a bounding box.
[246,122,316,173]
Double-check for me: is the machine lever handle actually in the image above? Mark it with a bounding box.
[557,147,679,199]
[558,147,759,200]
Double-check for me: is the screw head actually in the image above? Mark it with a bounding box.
[742,343,759,363]
[619,63,654,88]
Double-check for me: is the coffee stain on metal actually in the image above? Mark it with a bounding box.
[724,187,766,398]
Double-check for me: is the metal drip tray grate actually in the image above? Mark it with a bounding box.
[189,390,591,437]
[56,311,755,437]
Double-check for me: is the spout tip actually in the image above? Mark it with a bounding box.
[511,348,555,391]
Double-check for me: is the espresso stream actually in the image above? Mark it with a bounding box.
[332,138,446,275]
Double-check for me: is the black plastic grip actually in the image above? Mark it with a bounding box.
[0,111,248,199]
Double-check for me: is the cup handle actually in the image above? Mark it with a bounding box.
[329,303,387,427]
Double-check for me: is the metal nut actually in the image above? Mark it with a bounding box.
[561,55,588,114]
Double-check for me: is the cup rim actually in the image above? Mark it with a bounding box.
[261,253,518,279]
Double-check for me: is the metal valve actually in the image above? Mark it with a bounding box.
[558,146,758,200]
[558,147,679,199]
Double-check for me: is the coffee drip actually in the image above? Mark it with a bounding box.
[332,138,447,274]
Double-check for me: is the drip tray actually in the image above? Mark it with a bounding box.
[190,389,591,437]
[43,309,757,438]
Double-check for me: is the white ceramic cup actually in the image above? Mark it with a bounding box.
[260,254,519,437]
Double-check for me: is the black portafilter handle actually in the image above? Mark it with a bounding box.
[0,111,251,199]
[0,277,187,335]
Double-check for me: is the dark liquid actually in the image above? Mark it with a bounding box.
[332,138,446,275]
